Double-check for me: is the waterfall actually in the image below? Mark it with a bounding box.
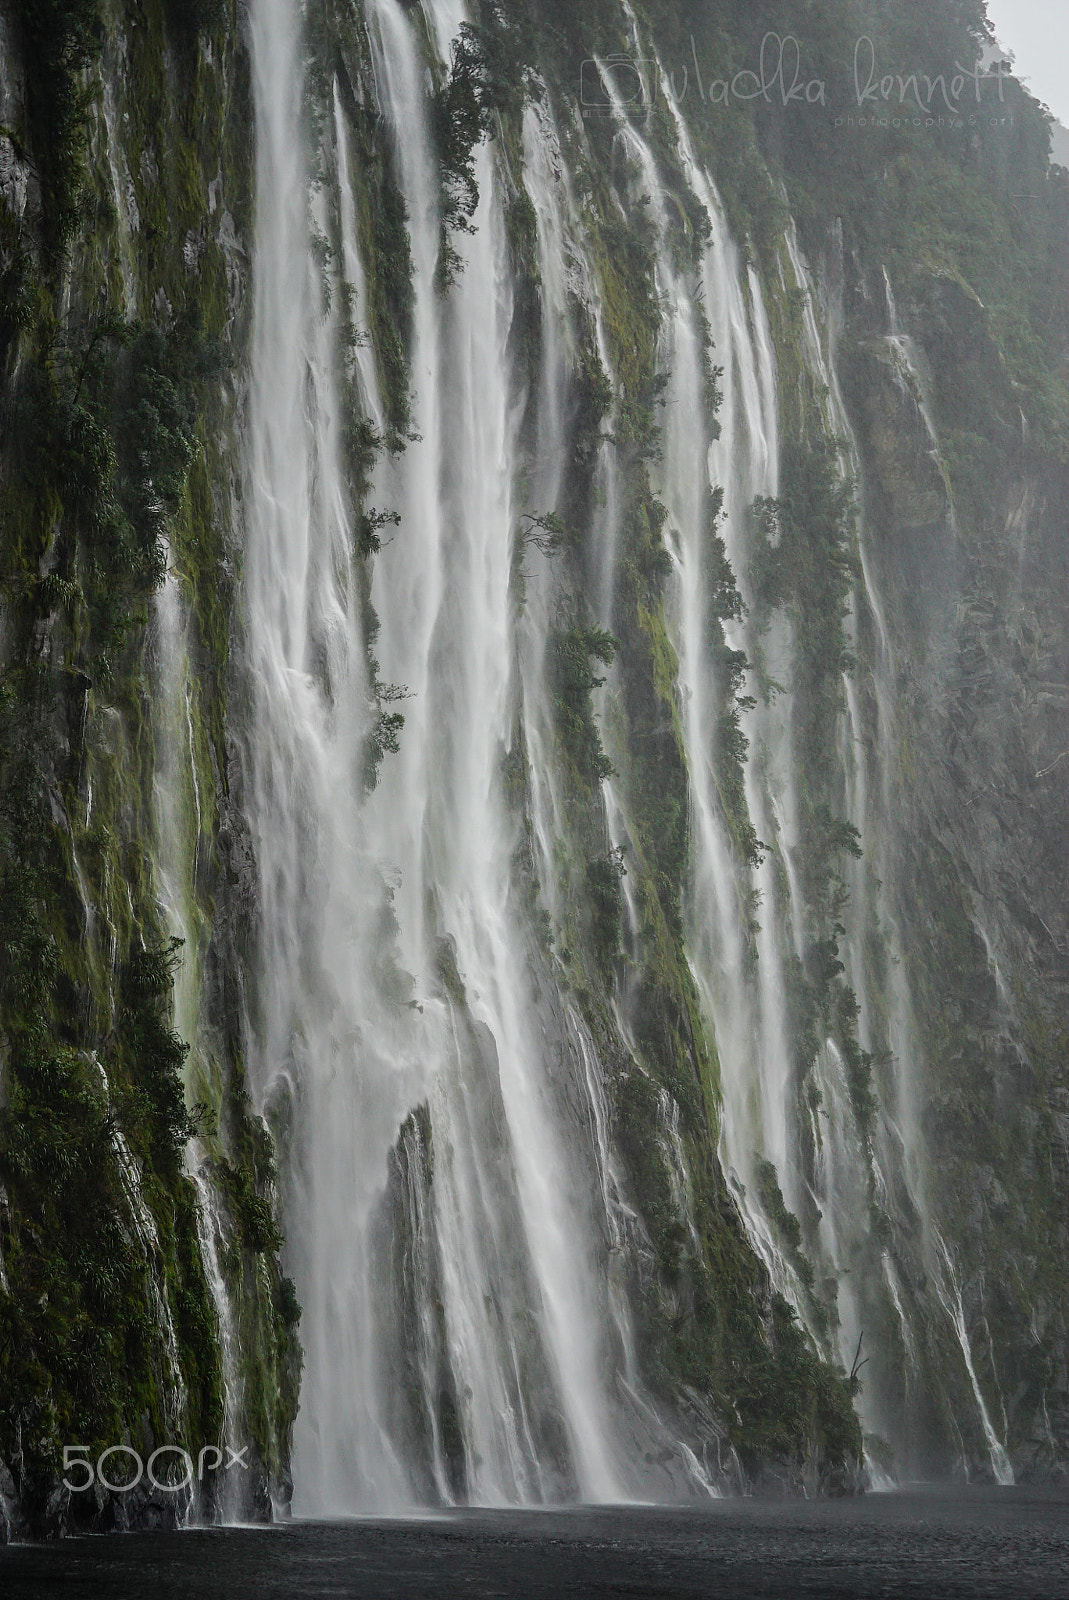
[235,0,1017,1506]
[360,6,622,1492]
[244,0,400,1510]
[602,59,810,1329]
[244,0,631,1510]
[4,0,1060,1532]
[603,48,1015,1484]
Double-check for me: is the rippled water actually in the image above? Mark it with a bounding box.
[3,1488,1067,1598]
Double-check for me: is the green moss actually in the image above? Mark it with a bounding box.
[585,849,626,975]
[0,940,224,1482]
[755,1156,834,1340]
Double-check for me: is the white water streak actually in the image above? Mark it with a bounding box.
[246,0,625,1510]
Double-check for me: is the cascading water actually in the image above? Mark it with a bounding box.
[235,0,1018,1508]
[358,30,623,1495]
[5,0,1064,1547]
[599,49,1015,1484]
[243,0,638,1510]
[600,60,811,1328]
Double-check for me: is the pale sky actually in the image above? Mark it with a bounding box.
[984,0,1069,128]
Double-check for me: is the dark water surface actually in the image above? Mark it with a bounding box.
[3,1487,1067,1598]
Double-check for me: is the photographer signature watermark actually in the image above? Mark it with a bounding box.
[581,34,1013,124]
[852,37,1009,116]
[62,1443,250,1494]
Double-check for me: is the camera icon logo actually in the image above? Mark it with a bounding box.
[580,57,654,119]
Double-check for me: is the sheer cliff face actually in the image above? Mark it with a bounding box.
[834,260,1069,1478]
[0,0,295,1535]
[1,0,1067,1531]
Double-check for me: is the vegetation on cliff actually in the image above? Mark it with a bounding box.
[0,0,298,1530]
[2,0,1067,1517]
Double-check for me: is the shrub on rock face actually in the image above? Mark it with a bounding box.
[548,625,617,787]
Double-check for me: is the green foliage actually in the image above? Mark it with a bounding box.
[704,487,739,622]
[220,1161,284,1254]
[517,510,569,557]
[502,176,541,384]
[734,1295,862,1475]
[320,16,414,440]
[0,1046,157,1470]
[5,0,103,267]
[714,640,763,871]
[755,1156,835,1338]
[0,924,223,1484]
[750,435,857,726]
[432,24,510,287]
[585,847,626,974]
[0,651,227,1478]
[277,1275,302,1331]
[433,28,492,229]
[549,141,863,1468]
[358,505,401,559]
[614,1067,689,1281]
[613,1069,861,1475]
[114,939,199,1177]
[755,1158,804,1257]
[162,0,228,47]
[363,676,409,791]
[747,420,877,1155]
[369,172,415,439]
[511,512,570,609]
[2,311,211,669]
[834,991,878,1152]
[548,624,617,787]
[560,319,615,530]
[0,0,305,1516]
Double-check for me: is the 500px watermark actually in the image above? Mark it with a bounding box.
[62,1444,250,1494]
